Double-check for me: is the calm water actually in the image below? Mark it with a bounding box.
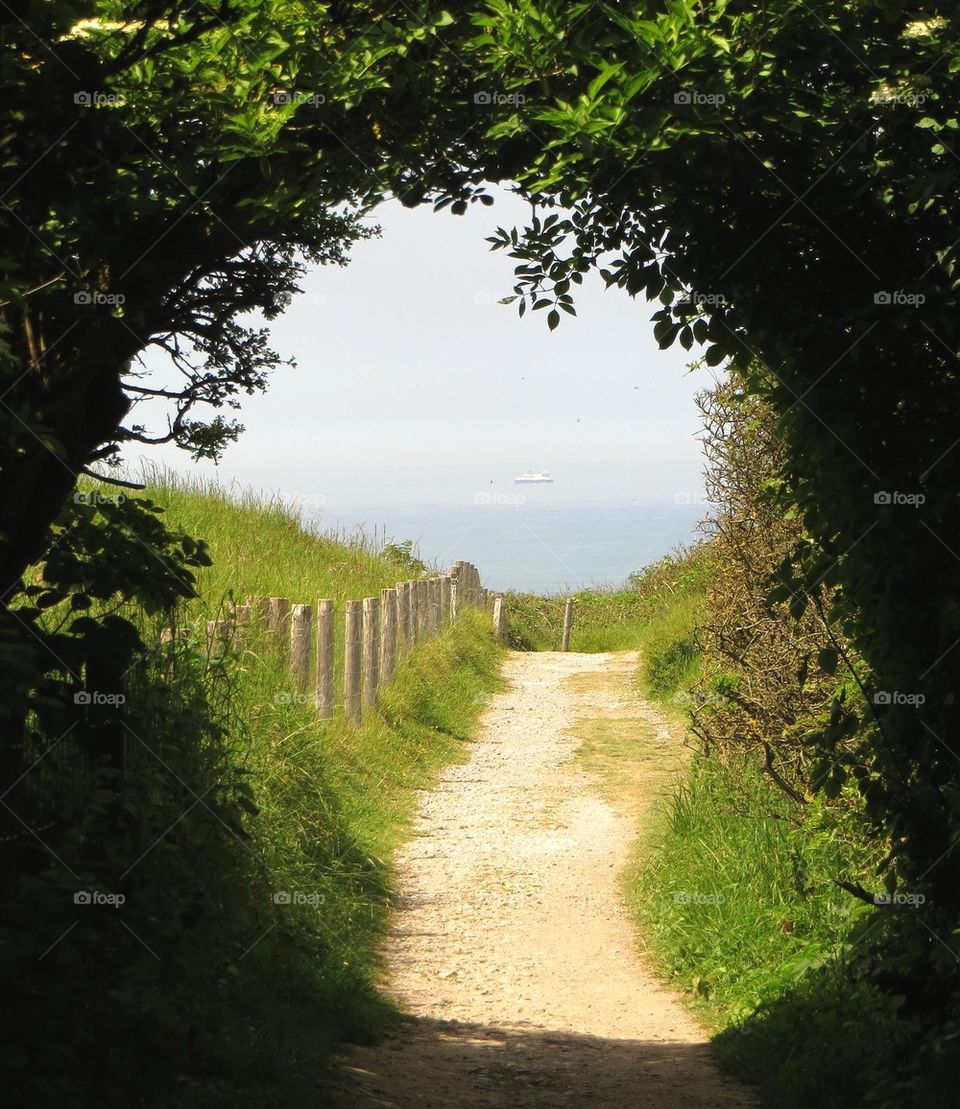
[232,461,709,594]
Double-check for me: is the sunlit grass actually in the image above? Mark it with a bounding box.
[83,468,505,1104]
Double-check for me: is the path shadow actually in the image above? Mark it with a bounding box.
[329,1016,755,1108]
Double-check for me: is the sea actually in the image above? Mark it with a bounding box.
[242,460,710,595]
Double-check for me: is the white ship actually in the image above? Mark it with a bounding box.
[514,470,554,484]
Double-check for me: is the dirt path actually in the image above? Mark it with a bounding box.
[331,651,756,1108]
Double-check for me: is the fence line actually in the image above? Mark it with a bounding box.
[316,599,334,717]
[344,599,362,721]
[211,562,495,724]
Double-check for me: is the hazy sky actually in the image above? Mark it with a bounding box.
[138,186,710,479]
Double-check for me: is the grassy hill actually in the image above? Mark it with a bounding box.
[53,472,505,1107]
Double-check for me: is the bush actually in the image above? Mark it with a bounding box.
[630,754,900,1108]
[0,475,504,1107]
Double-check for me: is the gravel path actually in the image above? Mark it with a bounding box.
[331,650,756,1108]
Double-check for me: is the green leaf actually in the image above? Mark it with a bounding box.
[789,593,808,620]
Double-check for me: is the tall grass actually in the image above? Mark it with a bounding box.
[628,545,711,699]
[628,754,900,1107]
[58,472,505,1107]
[502,543,712,658]
[621,541,913,1107]
[137,465,414,604]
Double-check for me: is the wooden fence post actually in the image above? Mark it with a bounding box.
[440,576,451,626]
[234,604,251,644]
[450,577,459,621]
[245,594,269,628]
[450,562,464,610]
[417,579,430,638]
[429,578,441,635]
[380,587,397,683]
[408,579,420,643]
[344,600,362,722]
[316,599,334,717]
[267,597,291,655]
[290,604,312,692]
[206,618,231,653]
[362,597,380,709]
[561,597,574,652]
[396,582,410,651]
[392,587,401,658]
[492,594,504,642]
